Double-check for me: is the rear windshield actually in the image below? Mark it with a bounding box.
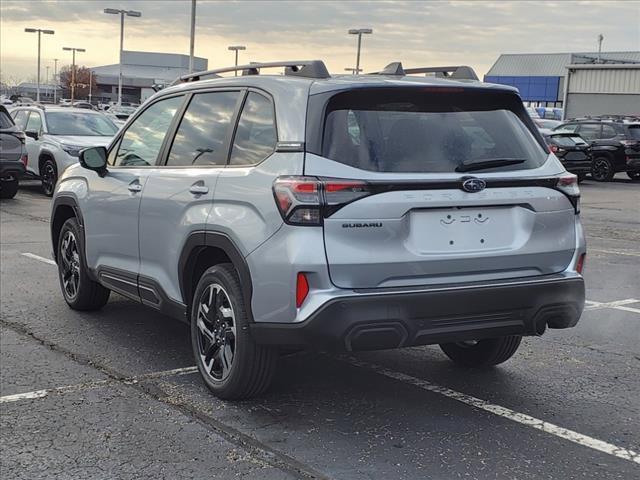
[550,135,588,147]
[628,125,640,140]
[322,89,548,173]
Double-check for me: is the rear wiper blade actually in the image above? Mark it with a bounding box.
[455,158,527,172]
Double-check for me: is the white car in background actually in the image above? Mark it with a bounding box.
[533,118,562,136]
[9,106,118,196]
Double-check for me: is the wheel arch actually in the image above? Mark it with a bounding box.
[179,231,254,320]
[51,195,84,264]
[38,150,57,173]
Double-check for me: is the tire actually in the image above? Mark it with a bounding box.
[191,263,277,400]
[439,336,522,367]
[0,176,19,199]
[627,171,640,181]
[576,173,587,183]
[57,217,110,310]
[41,158,57,197]
[591,156,615,182]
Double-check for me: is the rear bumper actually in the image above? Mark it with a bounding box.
[0,160,26,179]
[250,273,585,352]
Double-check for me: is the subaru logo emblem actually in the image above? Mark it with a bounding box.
[462,178,486,193]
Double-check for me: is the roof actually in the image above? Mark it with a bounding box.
[486,51,640,77]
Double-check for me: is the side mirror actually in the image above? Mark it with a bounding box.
[25,130,39,140]
[79,146,108,177]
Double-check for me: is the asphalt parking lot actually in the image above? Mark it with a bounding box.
[1,176,639,479]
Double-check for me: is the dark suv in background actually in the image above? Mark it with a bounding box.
[0,105,27,199]
[554,117,640,181]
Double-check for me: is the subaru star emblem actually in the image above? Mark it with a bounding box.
[462,178,486,193]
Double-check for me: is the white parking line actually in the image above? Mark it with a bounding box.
[585,299,640,314]
[0,366,198,405]
[591,249,640,258]
[343,357,640,465]
[20,252,56,266]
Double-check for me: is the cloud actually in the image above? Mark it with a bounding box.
[2,0,639,82]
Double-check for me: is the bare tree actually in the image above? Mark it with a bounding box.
[59,65,96,100]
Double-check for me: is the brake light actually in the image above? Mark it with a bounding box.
[555,173,580,213]
[273,176,371,225]
[576,253,586,274]
[549,145,559,153]
[296,273,309,308]
[20,153,28,167]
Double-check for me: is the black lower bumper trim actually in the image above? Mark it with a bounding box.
[250,276,585,352]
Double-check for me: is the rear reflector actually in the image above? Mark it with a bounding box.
[296,273,309,308]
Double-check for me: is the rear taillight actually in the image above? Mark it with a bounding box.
[555,173,580,213]
[549,145,559,153]
[296,272,309,308]
[20,153,28,167]
[273,176,371,225]
[576,253,586,274]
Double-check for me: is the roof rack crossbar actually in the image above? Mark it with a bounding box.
[173,60,330,85]
[371,63,479,81]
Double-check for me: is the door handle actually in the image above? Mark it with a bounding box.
[128,181,142,193]
[189,182,209,195]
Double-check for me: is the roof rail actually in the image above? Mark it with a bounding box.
[172,60,330,85]
[371,62,479,81]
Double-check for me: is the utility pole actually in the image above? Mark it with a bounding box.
[104,8,142,106]
[348,28,372,74]
[24,28,55,102]
[88,70,93,103]
[63,47,85,104]
[228,46,246,75]
[53,58,59,103]
[189,0,196,73]
[45,66,50,100]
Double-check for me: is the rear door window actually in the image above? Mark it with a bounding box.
[321,89,547,173]
[166,91,240,167]
[577,124,602,141]
[600,124,617,139]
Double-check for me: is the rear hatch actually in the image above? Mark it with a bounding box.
[304,87,577,289]
[548,133,590,162]
[0,108,24,162]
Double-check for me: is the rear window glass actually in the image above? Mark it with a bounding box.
[551,135,587,147]
[322,89,548,173]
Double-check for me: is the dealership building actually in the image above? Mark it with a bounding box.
[90,50,208,104]
[484,51,640,118]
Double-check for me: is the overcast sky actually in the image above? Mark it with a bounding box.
[1,0,639,83]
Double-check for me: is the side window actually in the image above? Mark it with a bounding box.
[557,123,578,133]
[601,124,617,139]
[106,137,122,166]
[114,95,184,167]
[229,92,277,166]
[577,124,602,141]
[25,112,42,133]
[166,91,239,166]
[13,110,28,130]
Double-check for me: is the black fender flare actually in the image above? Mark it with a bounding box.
[51,194,85,263]
[178,231,254,320]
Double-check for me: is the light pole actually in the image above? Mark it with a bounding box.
[53,58,59,104]
[348,28,372,75]
[597,34,604,63]
[63,47,85,104]
[228,46,246,76]
[189,0,196,73]
[88,70,93,103]
[104,8,142,106]
[53,58,59,103]
[45,66,50,100]
[24,28,55,102]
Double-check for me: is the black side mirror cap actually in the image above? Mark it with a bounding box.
[25,130,39,140]
[79,146,108,177]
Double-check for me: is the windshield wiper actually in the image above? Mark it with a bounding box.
[455,158,527,173]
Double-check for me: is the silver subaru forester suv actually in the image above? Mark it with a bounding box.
[51,61,586,399]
